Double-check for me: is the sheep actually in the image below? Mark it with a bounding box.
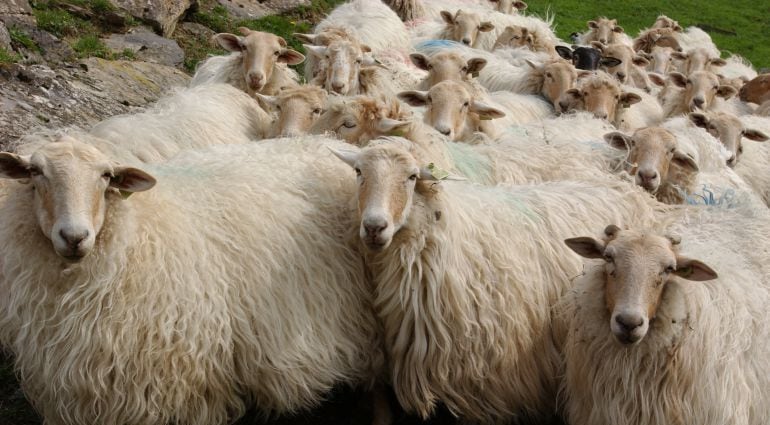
[559,72,662,131]
[560,218,770,425]
[603,126,761,206]
[0,135,385,425]
[493,25,557,56]
[305,39,395,96]
[191,28,304,96]
[673,26,719,56]
[656,71,740,118]
[255,85,328,137]
[89,83,272,163]
[294,26,356,81]
[591,41,653,91]
[639,46,679,76]
[688,110,769,167]
[555,44,621,71]
[398,79,553,140]
[651,14,683,32]
[315,0,410,53]
[487,0,527,15]
[739,73,770,105]
[437,9,495,48]
[409,51,488,90]
[671,47,726,75]
[576,17,633,47]
[328,136,663,423]
[633,27,682,54]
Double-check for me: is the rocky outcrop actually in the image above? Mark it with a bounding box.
[109,0,195,36]
[0,58,189,151]
[0,21,11,50]
[217,0,309,19]
[105,27,185,67]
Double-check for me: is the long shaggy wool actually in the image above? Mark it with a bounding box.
[0,137,383,425]
[360,172,664,422]
[190,53,300,96]
[735,115,770,205]
[558,207,770,425]
[316,0,410,52]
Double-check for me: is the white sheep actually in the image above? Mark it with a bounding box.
[653,70,748,118]
[315,0,410,53]
[0,135,385,425]
[329,136,662,423]
[575,17,634,48]
[255,85,329,137]
[190,28,304,96]
[560,213,770,425]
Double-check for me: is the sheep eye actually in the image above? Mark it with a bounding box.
[712,85,718,90]
[28,166,41,176]
[275,105,281,111]
[513,36,520,39]
[545,72,552,78]
[408,174,417,181]
[462,101,470,107]
[312,108,322,114]
[102,172,112,180]
[343,121,357,128]
[274,50,280,56]
[355,168,361,176]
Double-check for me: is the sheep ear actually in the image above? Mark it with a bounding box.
[674,256,718,281]
[648,72,666,87]
[470,101,506,119]
[467,58,487,75]
[214,33,243,52]
[398,90,428,107]
[600,56,622,68]
[612,25,624,33]
[577,70,593,79]
[671,51,688,61]
[360,44,372,53]
[716,85,737,99]
[672,150,699,172]
[440,10,454,24]
[673,24,683,32]
[513,1,528,10]
[110,167,156,193]
[743,129,769,142]
[564,237,605,259]
[0,152,31,179]
[303,44,327,58]
[668,72,687,88]
[587,20,599,29]
[525,59,539,70]
[410,53,430,70]
[328,147,359,168]
[620,92,642,107]
[710,58,727,67]
[278,49,305,65]
[590,41,606,51]
[632,55,650,67]
[555,45,573,60]
[293,33,318,44]
[377,118,410,135]
[237,26,252,36]
[479,22,495,32]
[565,88,582,98]
[688,112,709,129]
[254,93,277,107]
[604,131,632,150]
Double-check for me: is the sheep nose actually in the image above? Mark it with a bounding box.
[558,101,570,112]
[594,111,608,120]
[615,313,644,332]
[727,155,736,167]
[60,229,89,248]
[436,127,452,136]
[248,74,264,88]
[331,82,346,93]
[461,38,471,45]
[692,97,705,108]
[363,217,388,237]
[599,38,607,44]
[638,169,658,184]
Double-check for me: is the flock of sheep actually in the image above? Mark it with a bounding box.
[0,0,769,424]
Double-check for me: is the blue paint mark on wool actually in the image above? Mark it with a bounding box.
[415,40,463,54]
[682,184,742,207]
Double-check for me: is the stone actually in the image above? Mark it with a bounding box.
[0,0,32,16]
[105,26,185,67]
[0,21,11,51]
[109,0,195,37]
[217,0,309,19]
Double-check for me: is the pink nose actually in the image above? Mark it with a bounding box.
[248,74,264,89]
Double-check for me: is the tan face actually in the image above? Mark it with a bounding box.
[309,97,409,145]
[565,226,717,345]
[307,40,371,95]
[564,75,641,122]
[398,81,505,141]
[672,48,726,75]
[540,61,580,108]
[593,42,648,84]
[214,28,305,92]
[652,15,682,32]
[258,86,327,137]
[605,127,698,193]
[689,112,769,167]
[488,0,527,14]
[646,46,676,75]
[0,137,155,261]
[739,74,770,104]
[493,26,533,50]
[587,18,624,45]
[440,10,494,47]
[410,52,486,87]
[669,71,737,112]
[331,144,423,251]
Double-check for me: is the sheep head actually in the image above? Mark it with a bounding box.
[592,42,649,84]
[493,26,533,50]
[668,70,737,112]
[0,137,155,261]
[305,39,378,95]
[310,96,409,144]
[689,112,768,167]
[410,52,487,87]
[257,86,328,137]
[586,17,624,45]
[565,226,716,345]
[214,28,305,93]
[671,48,726,75]
[604,127,698,194]
[488,0,527,15]
[440,9,494,47]
[561,72,641,121]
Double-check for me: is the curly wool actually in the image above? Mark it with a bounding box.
[0,137,383,425]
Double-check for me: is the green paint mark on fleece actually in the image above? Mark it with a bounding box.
[445,142,493,184]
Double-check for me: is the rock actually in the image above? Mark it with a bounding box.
[0,59,189,151]
[4,20,75,65]
[217,0,309,19]
[105,26,184,67]
[0,0,32,16]
[109,0,195,37]
[178,22,216,40]
[0,21,11,51]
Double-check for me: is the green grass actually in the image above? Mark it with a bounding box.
[526,0,770,69]
[0,47,21,64]
[33,7,93,37]
[72,34,110,58]
[8,27,39,52]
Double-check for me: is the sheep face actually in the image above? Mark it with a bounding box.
[671,48,726,75]
[565,226,717,345]
[605,127,698,193]
[689,112,769,166]
[398,81,505,141]
[307,40,372,95]
[586,18,624,46]
[0,138,155,261]
[440,10,494,47]
[214,28,305,92]
[668,71,737,112]
[257,86,327,137]
[410,52,486,87]
[330,143,421,251]
[493,26,533,50]
[592,42,648,85]
[562,74,641,121]
[538,60,581,108]
[643,46,676,75]
[310,97,408,144]
[652,15,682,32]
[739,74,770,105]
[488,0,527,15]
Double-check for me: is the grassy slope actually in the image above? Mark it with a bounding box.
[526,0,770,69]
